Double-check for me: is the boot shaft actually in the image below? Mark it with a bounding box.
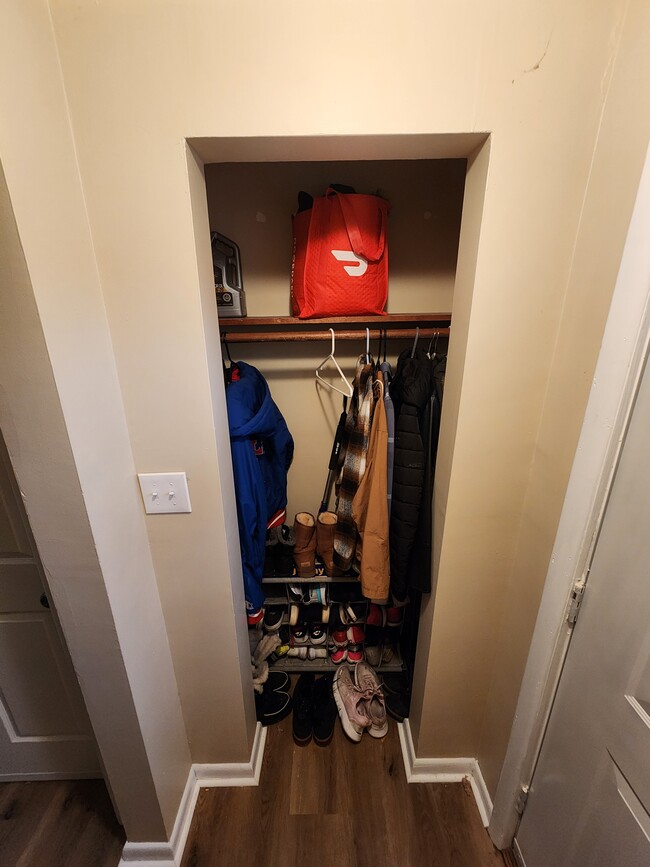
[316,511,339,576]
[293,512,316,578]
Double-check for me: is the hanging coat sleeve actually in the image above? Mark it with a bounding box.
[319,398,348,513]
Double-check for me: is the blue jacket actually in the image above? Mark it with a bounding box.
[226,362,293,611]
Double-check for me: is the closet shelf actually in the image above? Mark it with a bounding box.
[220,313,451,343]
[269,651,403,675]
[262,597,366,608]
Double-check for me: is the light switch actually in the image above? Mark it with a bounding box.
[138,472,192,514]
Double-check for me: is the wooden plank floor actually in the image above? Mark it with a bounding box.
[0,779,125,867]
[182,718,510,867]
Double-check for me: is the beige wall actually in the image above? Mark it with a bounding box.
[4,0,648,824]
[477,0,650,794]
[44,0,642,798]
[206,159,464,317]
[0,2,192,840]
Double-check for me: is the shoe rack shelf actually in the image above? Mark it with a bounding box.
[269,650,403,675]
[263,594,295,606]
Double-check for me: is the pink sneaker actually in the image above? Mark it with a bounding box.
[333,665,371,742]
[354,662,388,738]
[330,646,347,665]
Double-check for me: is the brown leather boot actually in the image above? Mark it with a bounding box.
[316,511,341,576]
[293,512,316,578]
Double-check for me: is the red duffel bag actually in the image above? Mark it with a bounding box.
[291,187,390,318]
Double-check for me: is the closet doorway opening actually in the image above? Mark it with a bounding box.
[187,132,490,743]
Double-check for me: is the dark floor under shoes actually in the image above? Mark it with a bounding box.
[292,672,337,746]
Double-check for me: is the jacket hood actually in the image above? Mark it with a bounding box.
[391,348,433,410]
[227,361,282,439]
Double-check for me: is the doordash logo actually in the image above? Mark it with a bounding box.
[331,250,368,277]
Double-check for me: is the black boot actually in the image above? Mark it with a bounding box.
[263,528,279,578]
[275,523,295,577]
[292,672,315,745]
[255,672,292,726]
[312,674,337,746]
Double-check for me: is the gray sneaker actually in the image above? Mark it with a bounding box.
[333,665,371,742]
[354,662,388,738]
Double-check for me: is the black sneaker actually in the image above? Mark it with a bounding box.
[263,528,279,578]
[255,681,292,726]
[291,625,309,645]
[309,623,326,645]
[312,674,337,746]
[385,690,410,723]
[381,672,407,696]
[263,607,284,632]
[274,524,295,577]
[328,604,345,631]
[292,673,315,745]
[266,670,290,693]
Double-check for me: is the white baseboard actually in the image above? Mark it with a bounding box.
[397,719,493,827]
[119,722,267,866]
[118,842,175,866]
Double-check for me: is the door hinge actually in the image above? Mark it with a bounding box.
[567,579,586,626]
[515,784,530,815]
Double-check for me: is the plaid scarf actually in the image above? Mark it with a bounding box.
[333,357,375,571]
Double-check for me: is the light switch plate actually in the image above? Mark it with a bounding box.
[138,472,192,514]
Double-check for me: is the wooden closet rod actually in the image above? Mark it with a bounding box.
[218,313,452,344]
[221,327,450,344]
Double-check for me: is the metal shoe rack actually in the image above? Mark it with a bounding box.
[249,574,406,674]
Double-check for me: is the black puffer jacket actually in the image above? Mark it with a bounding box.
[389,349,434,602]
[407,355,446,593]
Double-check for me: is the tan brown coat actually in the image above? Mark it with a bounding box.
[352,372,390,601]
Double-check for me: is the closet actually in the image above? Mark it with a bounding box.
[205,156,466,717]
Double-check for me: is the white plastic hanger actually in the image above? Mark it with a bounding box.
[366,327,371,363]
[427,330,439,360]
[316,329,354,397]
[411,326,420,358]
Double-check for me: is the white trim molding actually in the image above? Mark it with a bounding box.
[119,842,176,867]
[398,719,492,827]
[119,722,267,866]
[513,838,527,867]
